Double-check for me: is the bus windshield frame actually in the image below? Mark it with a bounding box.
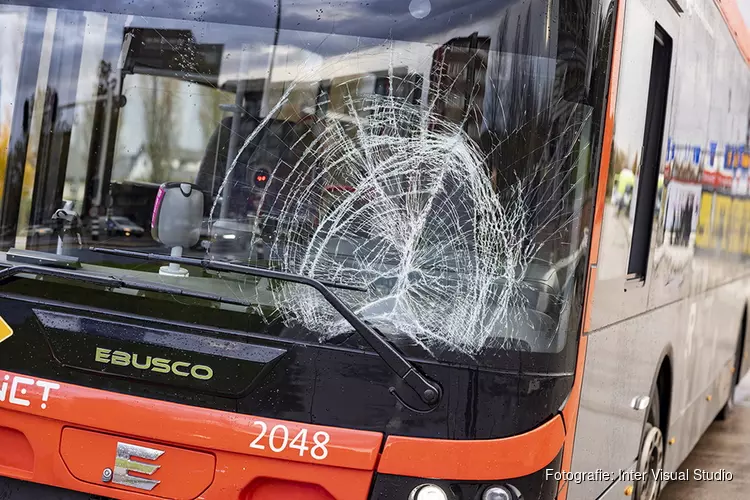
[0,0,610,373]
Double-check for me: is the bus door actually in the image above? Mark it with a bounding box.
[569,3,679,498]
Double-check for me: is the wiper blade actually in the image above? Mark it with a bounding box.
[92,248,365,292]
[90,247,442,408]
[0,263,252,307]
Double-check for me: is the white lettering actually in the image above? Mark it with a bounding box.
[9,376,33,406]
[0,374,60,409]
[0,374,8,401]
[311,431,330,460]
[248,421,330,461]
[537,468,735,485]
[249,421,267,450]
[36,380,60,409]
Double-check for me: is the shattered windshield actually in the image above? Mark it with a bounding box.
[0,0,602,364]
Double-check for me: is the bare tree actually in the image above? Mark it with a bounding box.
[143,76,179,182]
[199,87,231,144]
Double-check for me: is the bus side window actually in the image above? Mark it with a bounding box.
[627,25,672,282]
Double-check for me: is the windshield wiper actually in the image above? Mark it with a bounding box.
[0,263,252,307]
[90,247,442,409]
[93,248,365,292]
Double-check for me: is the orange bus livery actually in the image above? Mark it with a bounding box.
[0,0,749,499]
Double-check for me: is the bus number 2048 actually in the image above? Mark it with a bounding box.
[249,421,330,460]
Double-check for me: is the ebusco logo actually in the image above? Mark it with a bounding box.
[95,348,214,380]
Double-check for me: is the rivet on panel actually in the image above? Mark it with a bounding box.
[668,437,676,445]
[706,395,712,401]
[624,485,633,496]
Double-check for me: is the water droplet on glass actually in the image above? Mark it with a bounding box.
[409,0,431,19]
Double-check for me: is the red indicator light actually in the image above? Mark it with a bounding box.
[254,169,270,187]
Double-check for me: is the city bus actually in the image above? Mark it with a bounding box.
[0,0,748,499]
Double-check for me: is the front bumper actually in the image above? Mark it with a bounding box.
[0,369,565,499]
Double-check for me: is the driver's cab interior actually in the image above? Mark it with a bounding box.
[6,25,428,269]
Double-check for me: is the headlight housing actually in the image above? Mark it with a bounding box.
[482,484,523,500]
[369,451,561,500]
[409,483,450,500]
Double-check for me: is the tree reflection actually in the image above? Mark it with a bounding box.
[143,75,179,182]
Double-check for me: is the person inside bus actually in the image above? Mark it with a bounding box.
[195,95,312,218]
[195,96,262,218]
[195,87,319,261]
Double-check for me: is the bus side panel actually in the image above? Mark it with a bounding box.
[568,0,681,497]
[660,284,740,474]
[569,282,744,500]
[567,303,684,500]
[570,0,750,494]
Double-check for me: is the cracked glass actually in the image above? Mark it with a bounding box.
[0,0,605,365]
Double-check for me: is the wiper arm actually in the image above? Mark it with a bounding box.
[0,263,252,307]
[93,248,365,292]
[90,247,442,408]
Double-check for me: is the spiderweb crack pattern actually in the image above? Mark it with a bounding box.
[208,53,591,355]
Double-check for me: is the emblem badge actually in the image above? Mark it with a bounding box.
[105,442,164,491]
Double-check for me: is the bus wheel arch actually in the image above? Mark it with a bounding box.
[717,303,747,420]
[647,349,674,440]
[634,352,672,500]
[656,355,673,439]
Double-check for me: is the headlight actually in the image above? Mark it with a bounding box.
[483,486,511,500]
[483,485,522,500]
[409,484,449,500]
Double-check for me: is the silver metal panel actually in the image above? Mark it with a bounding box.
[576,0,750,496]
[661,284,740,473]
[596,463,637,500]
[589,0,681,331]
[569,305,684,500]
[574,283,744,499]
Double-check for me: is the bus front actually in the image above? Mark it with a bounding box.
[0,0,614,498]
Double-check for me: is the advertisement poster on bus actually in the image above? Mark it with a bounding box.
[663,181,702,247]
[731,145,750,195]
[695,189,750,256]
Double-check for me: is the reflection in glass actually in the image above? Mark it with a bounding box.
[0,0,605,366]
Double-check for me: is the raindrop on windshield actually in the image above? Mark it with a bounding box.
[409,0,431,19]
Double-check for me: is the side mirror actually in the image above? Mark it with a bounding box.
[151,182,204,277]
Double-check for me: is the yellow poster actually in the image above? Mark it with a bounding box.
[743,199,750,256]
[729,198,744,253]
[715,194,732,251]
[695,191,714,249]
